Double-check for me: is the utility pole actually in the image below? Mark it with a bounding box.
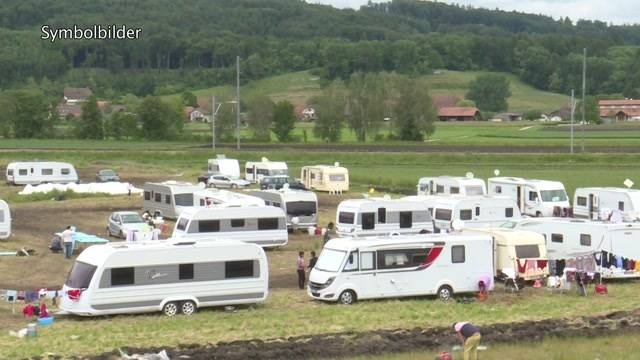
[581,47,586,152]
[570,89,575,154]
[211,95,216,150]
[236,55,241,150]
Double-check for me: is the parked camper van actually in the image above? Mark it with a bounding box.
[301,164,349,192]
[248,188,318,228]
[194,189,265,208]
[244,158,288,183]
[208,155,241,180]
[508,218,640,279]
[59,240,268,316]
[404,195,521,232]
[417,175,486,196]
[143,182,203,219]
[0,199,10,239]
[173,206,288,247]
[488,177,570,217]
[6,161,78,185]
[573,187,640,221]
[308,234,494,304]
[336,198,433,237]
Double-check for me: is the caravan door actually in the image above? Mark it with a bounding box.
[589,194,599,220]
[356,251,378,298]
[524,186,538,216]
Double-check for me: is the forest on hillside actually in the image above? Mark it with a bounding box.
[0,0,639,100]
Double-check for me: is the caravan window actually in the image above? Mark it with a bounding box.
[144,191,151,201]
[329,174,345,182]
[435,209,452,221]
[436,185,445,194]
[257,169,268,175]
[246,167,254,174]
[176,217,189,231]
[65,261,97,288]
[287,201,316,216]
[338,212,355,224]
[18,169,27,176]
[551,233,563,243]
[460,209,472,221]
[361,213,375,230]
[451,245,465,263]
[179,264,194,280]
[580,234,591,246]
[378,208,386,224]
[111,267,135,286]
[529,191,538,201]
[7,169,13,176]
[199,220,220,232]
[505,208,514,218]
[494,185,502,194]
[174,194,194,206]
[577,196,587,206]
[399,211,412,228]
[419,183,427,193]
[231,219,245,227]
[61,168,70,175]
[378,248,427,269]
[273,202,281,208]
[466,186,484,196]
[360,252,375,270]
[41,168,53,175]
[619,202,625,211]
[154,193,162,202]
[258,218,279,230]
[540,190,568,202]
[475,207,480,216]
[165,195,171,204]
[515,245,540,258]
[450,187,460,194]
[343,251,359,272]
[225,260,254,278]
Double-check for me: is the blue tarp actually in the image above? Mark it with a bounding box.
[55,230,109,250]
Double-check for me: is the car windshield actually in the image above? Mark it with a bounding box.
[121,214,144,223]
[540,189,568,202]
[315,248,346,272]
[101,170,116,176]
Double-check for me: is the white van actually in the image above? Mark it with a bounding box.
[488,177,570,217]
[417,176,486,196]
[248,188,318,228]
[573,187,640,221]
[143,181,204,219]
[194,189,265,208]
[59,240,268,316]
[301,164,349,192]
[6,161,78,185]
[336,198,433,237]
[245,157,288,183]
[208,155,241,180]
[173,206,288,248]
[0,199,11,239]
[308,234,494,304]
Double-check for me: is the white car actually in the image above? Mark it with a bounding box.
[107,211,149,238]
[207,175,250,189]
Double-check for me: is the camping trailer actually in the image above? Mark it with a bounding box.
[488,177,570,217]
[336,198,433,237]
[59,240,268,316]
[509,218,640,279]
[173,206,288,248]
[308,233,494,304]
[6,161,78,185]
[244,158,288,183]
[301,164,349,192]
[0,199,10,239]
[248,188,318,228]
[208,155,241,180]
[573,187,640,221]
[194,189,265,208]
[404,195,521,232]
[143,182,204,219]
[417,176,486,196]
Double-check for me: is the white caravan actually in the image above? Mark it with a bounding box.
[244,157,288,183]
[194,188,265,208]
[509,218,640,279]
[488,177,570,217]
[573,187,640,221]
[143,181,204,219]
[6,161,78,185]
[463,228,548,281]
[336,198,433,237]
[248,188,318,228]
[404,195,521,232]
[173,206,288,248]
[0,199,10,239]
[308,234,494,304]
[208,155,240,180]
[417,176,486,196]
[301,163,349,192]
[59,240,268,316]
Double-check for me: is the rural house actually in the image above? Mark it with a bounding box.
[493,112,523,122]
[295,105,316,121]
[599,99,640,122]
[190,107,212,122]
[438,107,482,121]
[63,87,93,104]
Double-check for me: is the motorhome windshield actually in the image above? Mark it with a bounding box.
[338,212,355,224]
[315,248,346,272]
[287,201,316,216]
[176,217,189,231]
[174,193,194,206]
[435,208,452,221]
[121,214,144,223]
[540,190,568,202]
[65,261,97,288]
[465,185,484,196]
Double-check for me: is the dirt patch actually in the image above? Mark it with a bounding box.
[70,308,640,360]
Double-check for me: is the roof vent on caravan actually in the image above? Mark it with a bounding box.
[624,178,634,188]
[217,154,227,159]
[466,172,474,179]
[334,161,340,167]
[171,240,197,246]
[494,169,500,176]
[261,157,269,162]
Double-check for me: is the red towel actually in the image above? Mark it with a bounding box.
[537,260,548,270]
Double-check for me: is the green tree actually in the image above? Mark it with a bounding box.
[519,46,553,90]
[523,110,542,121]
[392,78,437,141]
[345,72,387,142]
[6,89,50,138]
[181,91,197,107]
[246,95,275,141]
[313,79,346,142]
[576,96,601,124]
[138,96,182,140]
[76,95,104,139]
[272,100,296,142]
[466,74,511,112]
[456,99,476,107]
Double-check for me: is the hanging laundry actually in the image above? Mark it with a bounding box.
[623,257,629,270]
[556,259,566,276]
[516,259,526,273]
[549,260,557,276]
[635,261,640,271]
[609,252,615,267]
[566,258,577,269]
[616,256,623,269]
[537,260,548,270]
[25,290,38,303]
[594,252,602,267]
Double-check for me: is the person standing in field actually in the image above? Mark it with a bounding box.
[308,251,318,270]
[297,251,306,289]
[61,225,74,259]
[453,321,481,360]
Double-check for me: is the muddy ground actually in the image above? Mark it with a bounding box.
[55,308,640,360]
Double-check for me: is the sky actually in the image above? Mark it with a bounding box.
[312,0,640,25]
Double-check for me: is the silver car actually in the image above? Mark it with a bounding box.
[207,175,250,189]
[107,211,148,238]
[96,169,120,182]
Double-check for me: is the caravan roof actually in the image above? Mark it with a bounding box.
[146,181,203,193]
[178,205,285,221]
[489,177,564,190]
[464,228,545,246]
[246,158,287,170]
[195,189,265,207]
[324,233,490,251]
[339,197,427,212]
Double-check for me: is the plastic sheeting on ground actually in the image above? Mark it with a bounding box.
[19,182,142,196]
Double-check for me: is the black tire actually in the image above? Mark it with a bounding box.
[437,285,453,301]
[162,301,179,316]
[231,183,238,189]
[338,290,356,305]
[180,300,197,315]
[119,230,124,239]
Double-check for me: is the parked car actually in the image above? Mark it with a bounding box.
[96,169,120,182]
[207,174,250,189]
[107,211,149,238]
[197,171,222,185]
[260,175,307,190]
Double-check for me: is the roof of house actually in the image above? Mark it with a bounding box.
[63,87,92,100]
[57,103,82,117]
[432,95,461,110]
[598,99,640,107]
[196,96,211,110]
[438,107,480,117]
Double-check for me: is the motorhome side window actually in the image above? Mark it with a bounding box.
[246,167,254,174]
[399,211,412,228]
[41,168,53,175]
[165,195,171,204]
[360,252,375,270]
[466,186,483,196]
[339,212,355,224]
[515,245,540,258]
[176,217,189,231]
[231,219,245,227]
[435,209,452,221]
[179,264,194,280]
[199,220,220,232]
[436,185,445,194]
[577,196,587,206]
[111,267,135,286]
[225,260,254,278]
[377,248,427,269]
[361,213,375,230]
[154,193,162,202]
[619,202,625,211]
[378,208,386,223]
[451,245,465,263]
[580,234,591,246]
[505,208,514,218]
[450,186,460,194]
[494,185,502,194]
[144,191,151,201]
[343,251,358,272]
[258,218,279,230]
[174,194,194,206]
[460,209,472,221]
[330,174,345,181]
[529,191,538,201]
[551,233,563,243]
[18,169,27,176]
[61,168,70,175]
[475,207,480,216]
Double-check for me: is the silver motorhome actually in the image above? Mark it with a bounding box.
[143,181,203,219]
[248,188,318,228]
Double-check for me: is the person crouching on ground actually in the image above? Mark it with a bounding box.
[453,321,481,360]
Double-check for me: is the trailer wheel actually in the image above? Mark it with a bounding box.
[180,300,197,315]
[338,290,356,305]
[231,183,238,189]
[162,301,179,316]
[437,285,453,301]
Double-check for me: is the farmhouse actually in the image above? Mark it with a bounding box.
[63,87,92,104]
[438,107,481,121]
[599,99,640,122]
